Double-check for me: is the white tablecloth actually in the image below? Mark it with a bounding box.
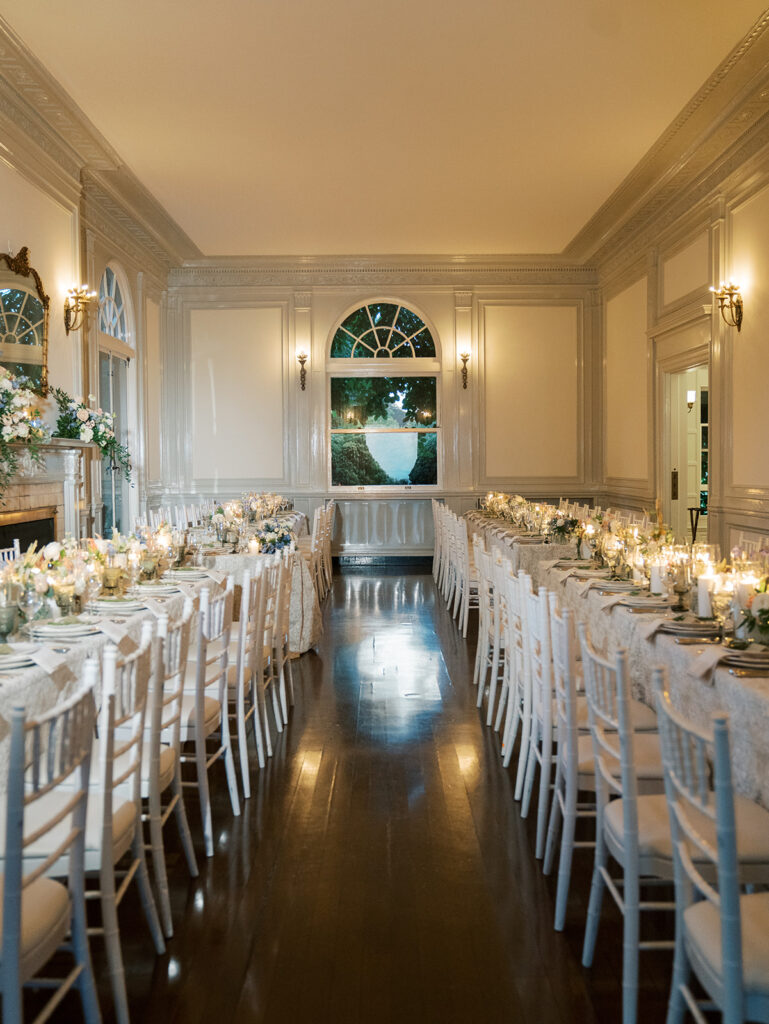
[464,511,577,582]
[0,573,224,785]
[542,564,769,808]
[202,552,321,655]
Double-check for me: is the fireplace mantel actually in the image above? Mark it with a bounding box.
[3,438,98,540]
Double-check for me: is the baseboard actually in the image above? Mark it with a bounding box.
[336,555,433,572]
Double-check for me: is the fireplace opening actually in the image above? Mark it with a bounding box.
[0,506,56,553]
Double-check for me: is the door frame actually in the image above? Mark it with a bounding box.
[656,344,709,538]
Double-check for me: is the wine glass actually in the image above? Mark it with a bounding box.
[711,577,735,641]
[17,585,43,630]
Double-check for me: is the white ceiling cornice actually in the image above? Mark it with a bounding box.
[0,16,201,266]
[566,10,769,265]
[169,254,598,290]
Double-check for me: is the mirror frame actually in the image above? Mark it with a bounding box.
[0,246,50,394]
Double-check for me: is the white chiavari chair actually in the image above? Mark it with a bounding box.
[0,671,100,1024]
[182,583,240,858]
[0,538,20,565]
[520,583,557,859]
[579,626,672,1024]
[655,669,769,1024]
[500,571,533,801]
[147,602,199,939]
[227,569,267,794]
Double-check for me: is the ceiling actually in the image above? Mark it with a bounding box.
[1,0,768,257]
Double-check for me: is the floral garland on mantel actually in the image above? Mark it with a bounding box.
[0,367,50,498]
[52,387,132,481]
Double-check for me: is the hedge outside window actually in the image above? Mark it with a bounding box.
[330,376,437,486]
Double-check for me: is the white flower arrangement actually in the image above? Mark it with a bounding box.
[0,366,50,496]
[52,388,131,480]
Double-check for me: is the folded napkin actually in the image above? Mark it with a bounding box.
[637,616,672,642]
[600,594,628,614]
[205,570,227,585]
[94,618,137,655]
[539,560,562,574]
[691,645,730,682]
[141,597,174,617]
[29,647,76,689]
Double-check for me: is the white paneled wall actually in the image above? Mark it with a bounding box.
[482,303,579,480]
[189,306,286,487]
[605,277,649,483]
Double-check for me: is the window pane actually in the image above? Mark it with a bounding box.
[331,430,437,486]
[394,306,424,336]
[339,306,371,338]
[330,377,436,428]
[411,328,435,356]
[330,329,355,357]
[368,302,398,327]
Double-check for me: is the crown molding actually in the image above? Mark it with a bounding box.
[170,254,598,290]
[0,16,200,268]
[565,11,769,266]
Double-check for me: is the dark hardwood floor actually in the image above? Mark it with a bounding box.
[74,567,674,1022]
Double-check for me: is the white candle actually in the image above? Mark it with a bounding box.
[697,575,713,618]
[650,565,663,594]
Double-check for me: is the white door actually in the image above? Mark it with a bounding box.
[668,365,708,542]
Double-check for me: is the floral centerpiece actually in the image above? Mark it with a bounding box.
[241,491,286,521]
[52,388,131,481]
[545,513,579,541]
[251,518,294,553]
[739,576,769,644]
[0,367,50,497]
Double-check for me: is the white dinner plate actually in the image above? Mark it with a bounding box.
[90,599,145,614]
[619,595,672,609]
[595,580,639,593]
[0,642,39,669]
[164,569,208,580]
[30,621,101,639]
[134,582,181,595]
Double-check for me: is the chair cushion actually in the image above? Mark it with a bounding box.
[577,732,664,783]
[684,892,769,1001]
[180,694,220,735]
[0,874,70,980]
[604,793,769,868]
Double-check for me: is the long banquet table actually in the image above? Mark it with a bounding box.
[0,570,228,784]
[540,560,769,808]
[465,510,577,576]
[201,550,321,654]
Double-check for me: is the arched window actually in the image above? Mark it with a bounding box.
[328,301,440,488]
[98,265,129,344]
[330,301,436,358]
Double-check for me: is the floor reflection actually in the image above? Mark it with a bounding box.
[332,572,445,744]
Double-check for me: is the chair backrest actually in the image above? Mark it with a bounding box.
[1,667,97,1005]
[101,621,154,822]
[549,595,580,776]
[152,599,195,766]
[234,569,264,681]
[654,669,744,1022]
[525,583,553,734]
[193,584,235,711]
[578,624,635,807]
[0,538,20,565]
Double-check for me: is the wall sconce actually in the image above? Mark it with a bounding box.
[63,285,96,335]
[686,389,696,412]
[710,281,743,332]
[460,352,470,389]
[297,351,308,391]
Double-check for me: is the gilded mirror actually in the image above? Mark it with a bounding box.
[0,246,49,393]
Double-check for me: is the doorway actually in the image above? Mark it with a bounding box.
[666,364,708,542]
[99,349,131,534]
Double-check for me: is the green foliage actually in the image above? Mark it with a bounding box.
[409,432,437,484]
[330,377,436,428]
[331,435,392,486]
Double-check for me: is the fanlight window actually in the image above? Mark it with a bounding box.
[0,288,46,379]
[330,302,436,358]
[98,266,129,344]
